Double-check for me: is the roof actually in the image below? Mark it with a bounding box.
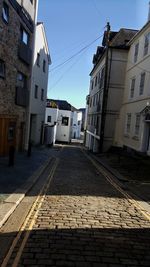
[37,22,51,65]
[90,28,137,75]
[128,20,150,45]
[47,99,71,111]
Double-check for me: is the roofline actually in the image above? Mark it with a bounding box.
[37,22,51,65]
[128,21,150,45]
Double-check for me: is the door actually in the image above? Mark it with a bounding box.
[0,117,16,156]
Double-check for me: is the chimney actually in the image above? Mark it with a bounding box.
[148,1,150,21]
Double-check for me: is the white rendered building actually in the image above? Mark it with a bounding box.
[27,22,51,146]
[114,19,150,155]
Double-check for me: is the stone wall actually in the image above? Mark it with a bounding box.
[0,0,34,155]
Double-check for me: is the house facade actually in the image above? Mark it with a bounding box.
[0,0,38,156]
[45,99,72,143]
[85,28,137,153]
[114,21,150,155]
[26,22,51,147]
[71,110,82,139]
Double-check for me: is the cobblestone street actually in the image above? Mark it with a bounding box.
[2,146,150,267]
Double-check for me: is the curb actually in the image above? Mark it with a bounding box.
[88,152,150,216]
[0,157,52,229]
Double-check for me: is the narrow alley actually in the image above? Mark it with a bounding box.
[0,145,150,267]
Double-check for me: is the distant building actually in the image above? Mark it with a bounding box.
[85,28,137,153]
[45,99,82,144]
[114,19,150,155]
[71,107,82,139]
[79,108,86,131]
[0,0,38,156]
[45,99,72,143]
[26,22,51,147]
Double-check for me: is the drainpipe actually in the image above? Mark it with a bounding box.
[99,22,110,153]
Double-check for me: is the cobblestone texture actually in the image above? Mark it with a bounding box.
[18,146,150,266]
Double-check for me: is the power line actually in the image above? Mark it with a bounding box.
[49,49,88,91]
[49,34,104,73]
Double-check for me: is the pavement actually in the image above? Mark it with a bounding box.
[0,145,62,228]
[3,145,150,267]
[91,151,150,205]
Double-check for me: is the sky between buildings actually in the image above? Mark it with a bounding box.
[38,0,149,109]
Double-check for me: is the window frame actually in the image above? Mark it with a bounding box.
[2,2,9,24]
[130,77,135,98]
[43,59,46,72]
[134,42,139,63]
[139,72,145,95]
[47,115,51,123]
[0,60,5,78]
[37,53,40,67]
[62,116,69,126]
[134,113,141,136]
[34,85,38,99]
[143,33,150,56]
[21,27,29,46]
[41,88,44,101]
[126,113,131,134]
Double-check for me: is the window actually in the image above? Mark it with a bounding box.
[100,67,105,88]
[37,53,40,66]
[126,114,131,134]
[43,60,46,72]
[130,78,135,98]
[17,72,27,87]
[144,33,150,56]
[95,76,97,86]
[47,116,51,123]
[91,80,94,90]
[139,72,145,95]
[135,114,140,136]
[134,43,139,63]
[0,60,5,78]
[62,116,69,126]
[21,28,29,45]
[34,85,38,99]
[30,0,33,4]
[2,2,9,23]
[41,89,44,101]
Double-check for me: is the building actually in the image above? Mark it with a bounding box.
[71,107,82,139]
[45,99,72,143]
[26,22,51,147]
[85,27,137,153]
[79,108,86,131]
[0,0,38,156]
[114,19,150,155]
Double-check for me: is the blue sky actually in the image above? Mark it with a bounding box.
[38,0,149,109]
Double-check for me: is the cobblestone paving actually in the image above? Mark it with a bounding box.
[18,146,150,267]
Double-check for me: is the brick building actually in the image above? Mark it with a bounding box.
[0,0,38,156]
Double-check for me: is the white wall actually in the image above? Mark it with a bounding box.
[29,23,50,145]
[56,110,72,142]
[114,22,150,154]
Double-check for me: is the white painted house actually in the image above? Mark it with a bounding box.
[71,110,82,139]
[85,28,137,153]
[27,22,51,146]
[114,18,150,155]
[45,99,72,143]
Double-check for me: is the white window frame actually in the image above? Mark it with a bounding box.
[126,113,131,134]
[134,113,141,136]
[139,72,145,95]
[130,77,135,98]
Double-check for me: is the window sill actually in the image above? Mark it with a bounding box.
[132,135,139,141]
[124,134,130,138]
